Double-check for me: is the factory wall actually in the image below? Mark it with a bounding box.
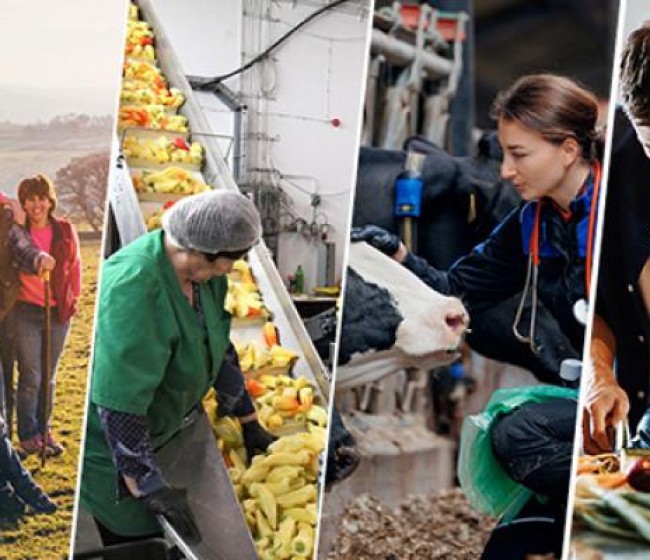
[152,0,371,291]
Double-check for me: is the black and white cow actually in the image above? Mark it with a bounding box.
[353,143,580,383]
[326,241,468,487]
[336,242,468,390]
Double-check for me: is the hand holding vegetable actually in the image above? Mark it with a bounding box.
[583,315,630,454]
[582,375,629,454]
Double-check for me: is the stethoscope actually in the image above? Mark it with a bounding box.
[512,161,601,354]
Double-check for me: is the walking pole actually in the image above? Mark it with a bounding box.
[41,270,51,468]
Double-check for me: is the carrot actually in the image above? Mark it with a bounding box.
[246,379,266,398]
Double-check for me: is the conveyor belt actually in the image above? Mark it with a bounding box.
[113,0,330,401]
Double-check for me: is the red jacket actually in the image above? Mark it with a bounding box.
[48,217,81,323]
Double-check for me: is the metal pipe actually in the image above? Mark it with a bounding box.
[233,107,243,181]
[370,28,453,78]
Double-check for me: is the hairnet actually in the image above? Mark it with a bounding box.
[162,189,262,253]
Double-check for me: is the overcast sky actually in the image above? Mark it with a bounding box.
[0,0,127,122]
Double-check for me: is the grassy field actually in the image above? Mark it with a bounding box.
[0,241,100,560]
[0,123,111,196]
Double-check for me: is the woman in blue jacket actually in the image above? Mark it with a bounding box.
[354,74,602,502]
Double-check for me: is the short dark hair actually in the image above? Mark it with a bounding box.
[620,22,650,125]
[201,247,251,262]
[17,174,57,217]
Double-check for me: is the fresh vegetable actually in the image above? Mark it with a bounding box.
[236,432,325,557]
[132,167,209,195]
[119,104,188,132]
[173,137,190,150]
[224,280,269,319]
[626,457,650,492]
[264,321,279,348]
[246,378,267,398]
[120,83,184,108]
[122,135,202,167]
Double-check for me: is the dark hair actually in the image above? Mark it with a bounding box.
[201,247,251,262]
[490,74,600,161]
[620,22,650,125]
[17,174,57,218]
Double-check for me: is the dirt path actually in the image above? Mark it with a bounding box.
[0,242,99,559]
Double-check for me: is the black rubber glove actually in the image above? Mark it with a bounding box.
[326,408,360,487]
[140,486,201,545]
[241,420,276,461]
[350,225,401,257]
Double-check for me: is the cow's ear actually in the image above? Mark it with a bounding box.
[561,135,581,166]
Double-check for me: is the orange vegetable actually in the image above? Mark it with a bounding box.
[246,378,266,398]
[272,395,301,412]
[263,322,278,348]
[154,75,166,87]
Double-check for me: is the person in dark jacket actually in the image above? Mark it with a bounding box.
[582,22,650,452]
[0,191,55,422]
[0,191,57,522]
[354,74,602,502]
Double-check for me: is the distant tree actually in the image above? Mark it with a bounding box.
[22,113,113,137]
[55,151,109,231]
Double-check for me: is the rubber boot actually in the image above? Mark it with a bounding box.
[0,436,56,514]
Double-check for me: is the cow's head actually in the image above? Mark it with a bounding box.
[337,243,468,387]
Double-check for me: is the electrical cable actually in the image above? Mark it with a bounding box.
[274,18,366,42]
[191,0,354,89]
[282,177,314,197]
[283,177,350,198]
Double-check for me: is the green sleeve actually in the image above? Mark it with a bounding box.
[91,254,175,414]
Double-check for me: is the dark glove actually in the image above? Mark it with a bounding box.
[140,486,201,545]
[242,420,276,461]
[350,225,401,257]
[325,408,360,487]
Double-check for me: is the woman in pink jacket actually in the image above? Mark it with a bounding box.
[14,174,81,457]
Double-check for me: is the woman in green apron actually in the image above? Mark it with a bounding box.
[80,190,274,545]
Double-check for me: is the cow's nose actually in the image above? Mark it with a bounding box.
[445,310,467,336]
